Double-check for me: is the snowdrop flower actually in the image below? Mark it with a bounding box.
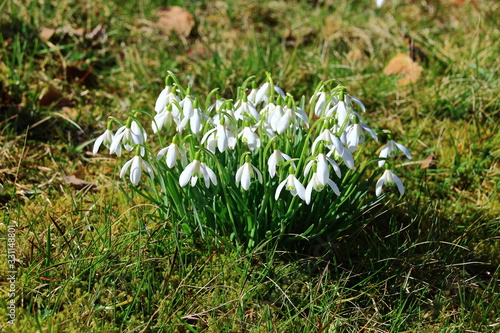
[178,99,205,134]
[311,90,327,117]
[120,155,154,186]
[305,172,340,205]
[179,157,217,188]
[378,139,412,167]
[304,153,341,186]
[312,128,353,169]
[376,169,404,196]
[346,116,378,152]
[255,82,286,105]
[238,126,261,151]
[235,95,259,122]
[152,104,181,133]
[157,141,187,168]
[154,82,180,113]
[201,118,236,153]
[235,161,263,190]
[275,172,306,201]
[110,119,147,156]
[376,0,386,8]
[267,149,292,178]
[276,103,309,134]
[93,128,114,154]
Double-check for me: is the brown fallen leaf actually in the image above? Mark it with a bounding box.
[64,175,97,189]
[156,6,195,37]
[39,27,55,42]
[383,53,423,86]
[420,153,437,169]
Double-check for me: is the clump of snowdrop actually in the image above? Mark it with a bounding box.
[92,71,412,248]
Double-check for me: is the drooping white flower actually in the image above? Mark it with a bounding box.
[375,169,404,196]
[376,0,386,8]
[235,162,263,190]
[312,128,354,169]
[275,173,306,201]
[152,104,181,133]
[179,159,217,188]
[110,120,147,155]
[378,140,412,167]
[255,82,286,105]
[155,85,180,113]
[178,102,205,134]
[304,153,341,186]
[276,105,309,134]
[157,143,187,168]
[120,155,154,186]
[305,173,340,205]
[238,126,261,151]
[346,119,378,152]
[267,149,292,178]
[234,98,259,122]
[93,129,114,154]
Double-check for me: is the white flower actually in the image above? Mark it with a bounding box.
[93,129,114,154]
[235,99,259,122]
[201,123,236,153]
[378,140,412,167]
[178,105,204,134]
[238,126,261,151]
[375,169,404,196]
[346,121,378,152]
[157,143,187,168]
[179,159,217,188]
[120,155,154,186]
[275,174,306,200]
[235,162,263,190]
[255,83,286,105]
[376,0,386,8]
[155,85,180,113]
[110,121,147,155]
[276,105,309,134]
[305,173,340,205]
[267,149,292,178]
[304,153,341,186]
[312,129,354,169]
[152,106,181,133]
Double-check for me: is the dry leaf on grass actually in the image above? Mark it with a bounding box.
[39,27,55,42]
[64,175,97,190]
[383,53,423,86]
[157,6,195,37]
[420,153,437,169]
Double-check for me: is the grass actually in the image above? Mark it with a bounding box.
[1,0,499,331]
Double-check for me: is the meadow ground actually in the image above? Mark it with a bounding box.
[1,0,499,332]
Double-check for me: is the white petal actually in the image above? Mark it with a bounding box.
[326,179,340,196]
[275,178,288,200]
[375,175,385,196]
[241,164,251,190]
[305,181,314,204]
[179,162,195,187]
[392,172,405,195]
[166,145,177,168]
[93,134,105,154]
[130,156,142,186]
[235,165,244,183]
[252,165,263,184]
[395,142,412,160]
[120,158,134,179]
[142,160,155,180]
[293,177,306,200]
[157,147,169,160]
